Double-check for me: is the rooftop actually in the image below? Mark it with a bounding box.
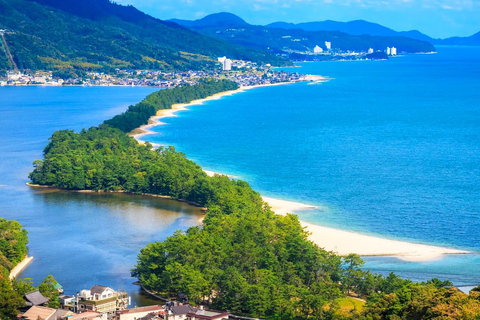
[171,305,198,315]
[119,305,164,314]
[20,306,56,320]
[24,290,49,306]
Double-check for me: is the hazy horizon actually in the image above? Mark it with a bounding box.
[116,0,479,39]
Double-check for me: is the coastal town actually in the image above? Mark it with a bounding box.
[0,57,314,87]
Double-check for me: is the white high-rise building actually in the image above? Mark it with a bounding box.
[314,45,323,54]
[391,47,397,55]
[223,58,232,71]
[386,47,391,55]
[325,41,331,50]
[218,56,232,70]
[368,48,374,54]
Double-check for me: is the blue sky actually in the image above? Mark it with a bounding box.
[116,0,479,38]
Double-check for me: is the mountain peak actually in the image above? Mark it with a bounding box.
[171,12,248,29]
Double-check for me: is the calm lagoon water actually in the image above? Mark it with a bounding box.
[146,46,480,286]
[0,86,204,306]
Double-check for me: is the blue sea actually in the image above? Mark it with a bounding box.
[0,47,479,304]
[146,46,480,286]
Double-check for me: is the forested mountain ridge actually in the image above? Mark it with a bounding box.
[171,12,249,29]
[0,0,289,75]
[172,13,436,55]
[268,20,480,46]
[267,20,434,42]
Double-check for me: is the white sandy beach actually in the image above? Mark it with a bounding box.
[9,256,33,280]
[262,196,468,262]
[130,79,469,263]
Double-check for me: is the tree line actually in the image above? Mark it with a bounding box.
[104,79,239,133]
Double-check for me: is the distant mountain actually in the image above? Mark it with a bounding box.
[267,20,434,42]
[438,31,480,46]
[0,0,288,75]
[175,13,435,56]
[171,12,248,28]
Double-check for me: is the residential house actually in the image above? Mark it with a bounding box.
[59,295,76,311]
[76,285,130,316]
[186,307,229,320]
[69,311,107,320]
[165,305,228,320]
[118,305,166,320]
[19,306,56,320]
[19,306,75,320]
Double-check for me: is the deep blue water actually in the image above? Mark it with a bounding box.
[146,47,480,286]
[0,86,205,306]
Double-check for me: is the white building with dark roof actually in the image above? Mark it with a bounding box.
[76,285,130,315]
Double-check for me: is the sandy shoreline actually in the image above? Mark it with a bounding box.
[262,196,469,262]
[129,80,469,263]
[9,256,33,280]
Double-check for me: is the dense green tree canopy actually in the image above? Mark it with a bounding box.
[0,219,29,319]
[0,218,28,271]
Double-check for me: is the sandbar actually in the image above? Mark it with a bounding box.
[262,196,469,262]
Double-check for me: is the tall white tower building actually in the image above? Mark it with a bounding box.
[223,59,232,71]
[325,41,332,50]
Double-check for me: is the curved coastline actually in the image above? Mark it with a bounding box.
[130,82,470,263]
[9,256,34,280]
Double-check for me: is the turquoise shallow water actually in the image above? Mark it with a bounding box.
[146,47,480,286]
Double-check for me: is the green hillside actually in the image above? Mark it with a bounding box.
[0,0,289,76]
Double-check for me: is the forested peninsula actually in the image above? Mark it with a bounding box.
[29,81,480,319]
